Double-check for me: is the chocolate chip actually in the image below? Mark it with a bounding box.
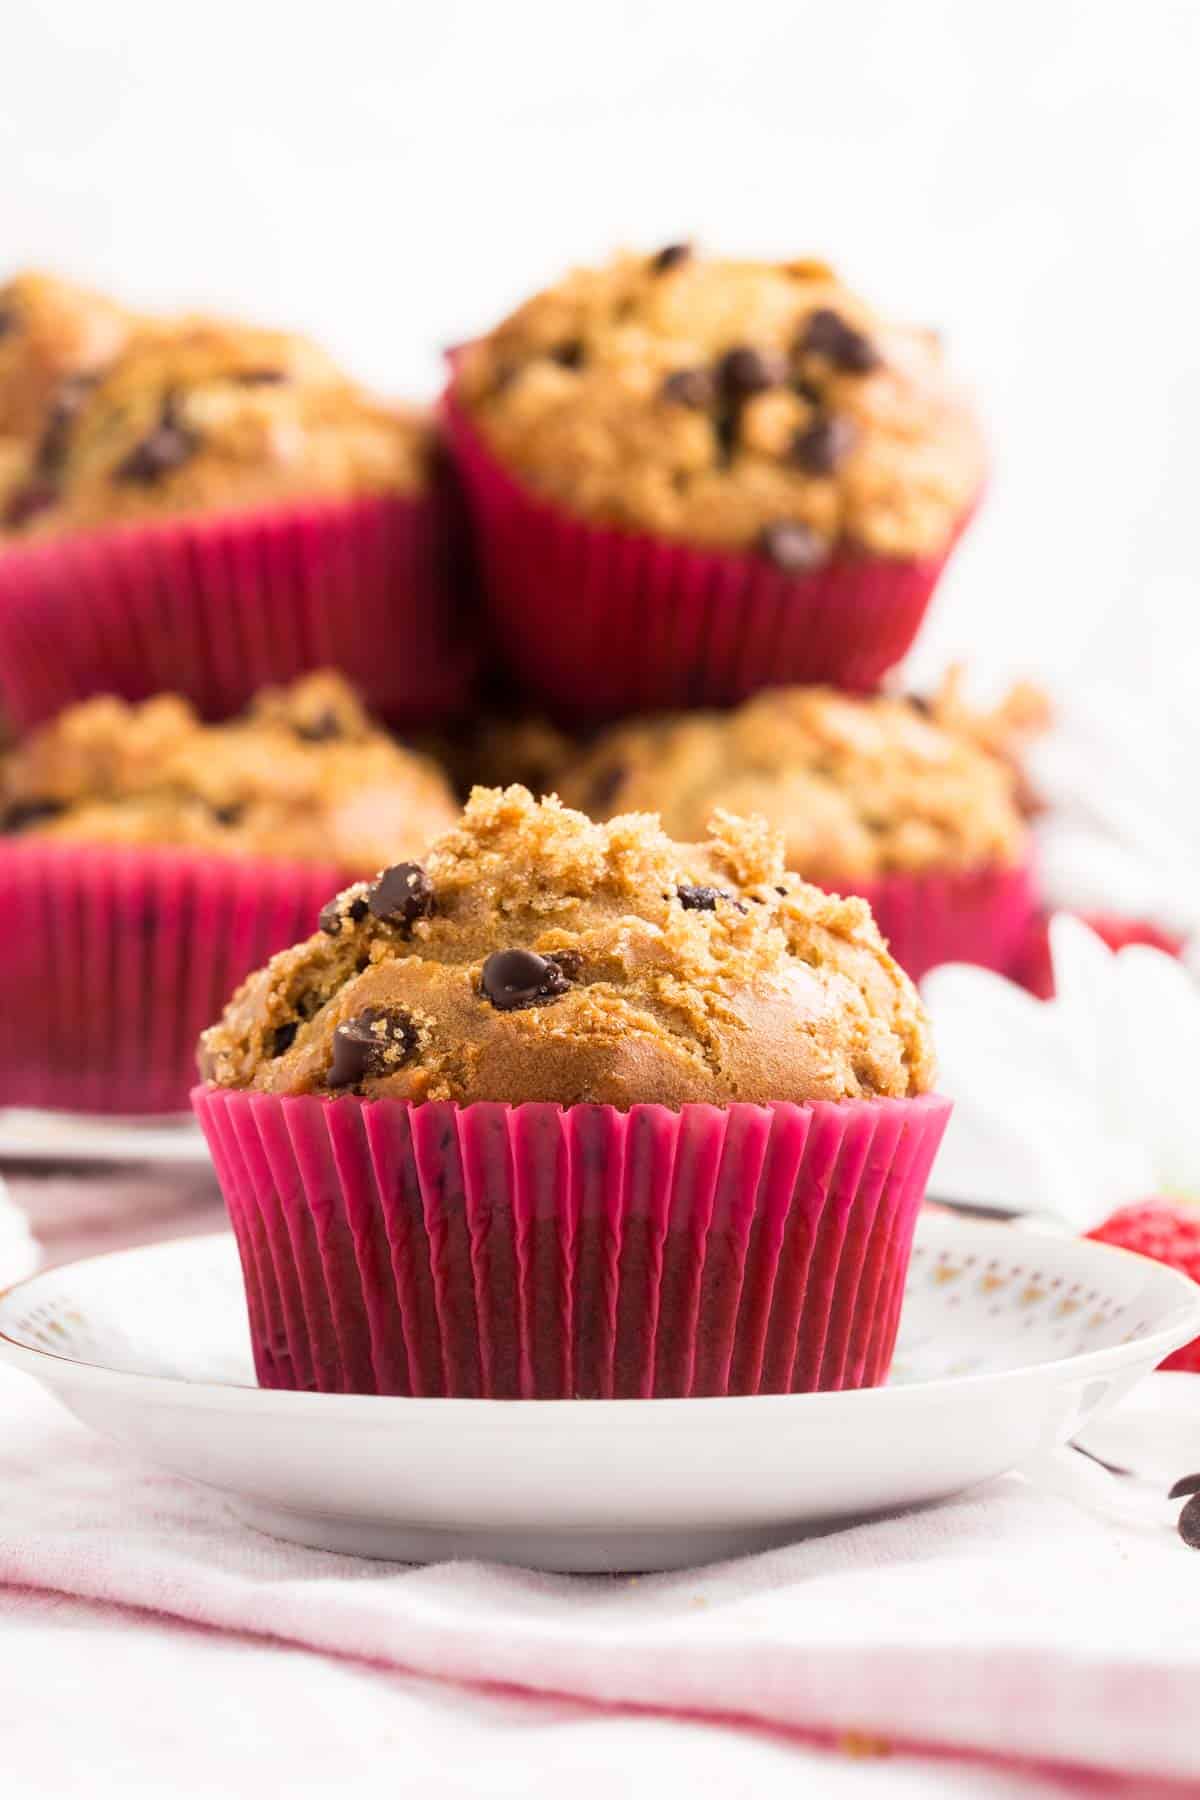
[211,803,243,827]
[3,482,55,530]
[481,948,571,1011]
[717,345,788,402]
[552,340,584,370]
[789,415,855,476]
[0,306,15,340]
[271,1021,298,1058]
[1180,1493,1200,1550]
[714,412,739,463]
[661,367,714,410]
[293,709,342,743]
[34,374,94,478]
[650,243,692,274]
[319,892,369,936]
[758,519,826,571]
[234,367,287,385]
[367,862,434,933]
[115,393,198,485]
[328,1006,417,1088]
[677,884,725,911]
[1169,1474,1200,1501]
[4,372,99,526]
[905,692,933,717]
[797,308,880,374]
[0,798,65,834]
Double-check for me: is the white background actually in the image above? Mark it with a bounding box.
[2,0,1198,693]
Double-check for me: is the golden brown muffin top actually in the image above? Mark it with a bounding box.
[455,245,985,562]
[0,271,133,441]
[556,681,1029,881]
[3,313,431,538]
[0,672,458,871]
[199,784,935,1108]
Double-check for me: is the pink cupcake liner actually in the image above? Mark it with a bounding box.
[823,854,1038,983]
[193,1088,951,1399]
[0,483,476,732]
[0,841,345,1115]
[443,384,973,716]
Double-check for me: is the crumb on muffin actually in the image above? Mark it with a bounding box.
[0,671,458,870]
[455,245,985,561]
[556,682,1029,881]
[199,784,935,1108]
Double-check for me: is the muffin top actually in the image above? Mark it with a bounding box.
[5,316,431,538]
[556,682,1028,881]
[0,271,133,441]
[455,245,985,562]
[0,672,458,870]
[199,784,935,1108]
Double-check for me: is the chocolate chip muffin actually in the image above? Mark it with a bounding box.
[1,671,458,870]
[556,682,1028,883]
[454,245,984,564]
[200,784,934,1107]
[6,317,430,539]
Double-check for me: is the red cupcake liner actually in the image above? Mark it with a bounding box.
[834,855,1038,983]
[193,1088,951,1399]
[0,483,476,732]
[443,384,973,717]
[0,841,345,1116]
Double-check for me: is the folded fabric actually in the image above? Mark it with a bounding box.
[0,1363,1197,1784]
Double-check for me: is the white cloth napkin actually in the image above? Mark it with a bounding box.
[1,1361,1199,1788]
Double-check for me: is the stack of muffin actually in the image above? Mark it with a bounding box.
[0,246,1031,1398]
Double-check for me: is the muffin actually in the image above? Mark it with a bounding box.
[446,245,985,714]
[194,785,950,1398]
[5,318,426,539]
[0,673,459,1115]
[555,680,1037,980]
[0,300,473,730]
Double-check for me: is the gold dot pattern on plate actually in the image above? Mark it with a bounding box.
[889,1243,1154,1384]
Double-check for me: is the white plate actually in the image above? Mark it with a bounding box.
[1,1216,1197,1572]
[0,1108,208,1168]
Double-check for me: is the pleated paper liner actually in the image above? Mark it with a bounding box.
[194,1089,951,1399]
[443,384,973,718]
[836,855,1039,983]
[0,482,476,732]
[0,842,345,1116]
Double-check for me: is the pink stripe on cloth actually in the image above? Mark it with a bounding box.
[0,1364,1198,1784]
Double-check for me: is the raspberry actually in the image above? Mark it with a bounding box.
[1087,1200,1200,1371]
